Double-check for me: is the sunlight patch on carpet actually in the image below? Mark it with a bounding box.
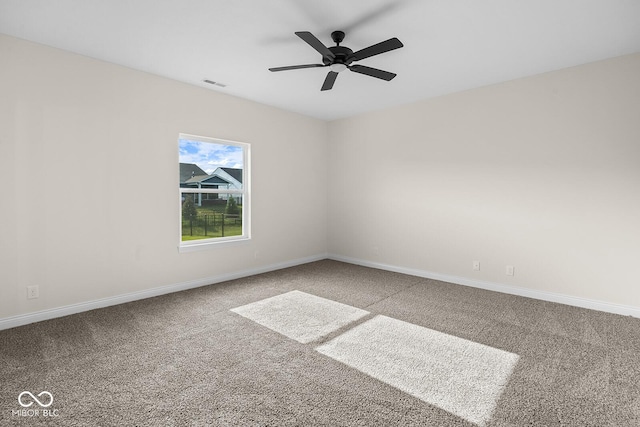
[230,290,369,343]
[316,315,519,426]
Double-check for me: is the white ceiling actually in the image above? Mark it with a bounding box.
[1,0,640,121]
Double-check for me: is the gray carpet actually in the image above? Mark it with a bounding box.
[1,260,640,426]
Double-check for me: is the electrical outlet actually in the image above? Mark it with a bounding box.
[27,285,39,299]
[506,265,515,276]
[473,260,480,271]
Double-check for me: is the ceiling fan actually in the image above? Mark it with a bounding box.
[269,30,404,91]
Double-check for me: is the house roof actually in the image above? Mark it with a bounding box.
[179,163,207,183]
[185,175,230,185]
[220,168,242,184]
[180,165,243,188]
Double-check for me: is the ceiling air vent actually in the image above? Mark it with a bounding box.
[203,79,227,88]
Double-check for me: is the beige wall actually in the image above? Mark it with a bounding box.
[328,53,640,308]
[0,35,328,320]
[2,32,639,323]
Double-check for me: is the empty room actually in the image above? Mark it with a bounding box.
[1,1,639,425]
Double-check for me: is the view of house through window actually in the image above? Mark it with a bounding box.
[179,134,249,246]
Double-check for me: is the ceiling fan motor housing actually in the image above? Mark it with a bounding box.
[324,45,354,66]
[322,31,352,67]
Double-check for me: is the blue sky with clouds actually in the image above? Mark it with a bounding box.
[179,138,243,174]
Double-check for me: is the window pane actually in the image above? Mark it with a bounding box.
[181,193,243,241]
[179,138,244,190]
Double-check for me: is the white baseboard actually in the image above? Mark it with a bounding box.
[3,252,637,331]
[328,254,640,319]
[0,253,327,331]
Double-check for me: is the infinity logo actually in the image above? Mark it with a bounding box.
[18,391,53,408]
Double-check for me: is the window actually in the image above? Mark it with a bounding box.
[178,134,250,251]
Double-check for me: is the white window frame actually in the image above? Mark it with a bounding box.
[178,133,250,253]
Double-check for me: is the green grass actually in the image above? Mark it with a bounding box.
[181,223,243,241]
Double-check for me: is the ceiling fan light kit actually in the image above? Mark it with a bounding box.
[269,30,403,91]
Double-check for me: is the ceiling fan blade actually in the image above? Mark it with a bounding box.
[349,65,396,81]
[352,37,403,61]
[321,71,339,91]
[295,31,335,61]
[269,64,326,72]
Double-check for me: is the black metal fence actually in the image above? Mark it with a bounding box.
[182,212,242,239]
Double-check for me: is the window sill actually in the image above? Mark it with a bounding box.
[178,236,251,253]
